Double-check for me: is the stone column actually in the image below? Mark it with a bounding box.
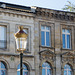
[56,54,61,75]
[55,22,61,75]
[34,20,40,75]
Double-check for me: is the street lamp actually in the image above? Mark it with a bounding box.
[14,26,28,75]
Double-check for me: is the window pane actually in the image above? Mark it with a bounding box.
[41,26,45,30]
[64,70,67,75]
[1,70,6,75]
[47,69,50,75]
[1,62,5,68]
[23,72,28,75]
[41,31,45,46]
[46,32,50,46]
[0,26,7,48]
[66,29,70,33]
[67,35,70,48]
[0,26,6,40]
[62,34,65,48]
[46,26,50,30]
[42,69,45,75]
[64,64,71,69]
[17,64,20,69]
[23,64,28,70]
[17,71,20,75]
[62,29,65,32]
[45,63,50,68]
[68,71,71,75]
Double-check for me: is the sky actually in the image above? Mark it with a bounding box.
[0,0,75,11]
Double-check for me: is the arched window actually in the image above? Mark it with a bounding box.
[42,62,52,75]
[0,61,6,75]
[17,64,29,75]
[64,64,72,75]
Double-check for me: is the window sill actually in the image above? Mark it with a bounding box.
[61,48,73,51]
[0,48,8,51]
[40,45,54,49]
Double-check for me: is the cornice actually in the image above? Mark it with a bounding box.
[36,7,75,22]
[0,8,35,19]
[0,2,31,13]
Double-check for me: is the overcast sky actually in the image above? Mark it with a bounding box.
[0,0,75,10]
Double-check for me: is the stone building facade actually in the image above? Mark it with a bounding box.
[0,2,75,75]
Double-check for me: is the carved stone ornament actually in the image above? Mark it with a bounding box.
[36,8,74,21]
[39,50,55,62]
[62,52,74,63]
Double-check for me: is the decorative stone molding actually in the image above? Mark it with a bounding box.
[62,52,75,63]
[36,7,75,21]
[39,50,55,62]
[0,8,34,20]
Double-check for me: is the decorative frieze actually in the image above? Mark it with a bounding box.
[39,50,55,62]
[62,52,75,63]
[36,8,75,21]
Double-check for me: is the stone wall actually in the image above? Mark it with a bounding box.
[0,3,75,75]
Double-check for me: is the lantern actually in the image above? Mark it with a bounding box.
[14,26,28,52]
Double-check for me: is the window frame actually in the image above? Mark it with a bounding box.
[60,24,75,51]
[62,29,71,49]
[39,22,55,49]
[0,23,10,51]
[41,25,51,47]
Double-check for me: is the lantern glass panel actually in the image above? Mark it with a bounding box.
[16,38,27,51]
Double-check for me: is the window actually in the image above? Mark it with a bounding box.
[17,64,29,75]
[62,29,71,49]
[41,26,51,46]
[64,64,72,75]
[0,26,7,49]
[42,62,52,75]
[0,61,6,75]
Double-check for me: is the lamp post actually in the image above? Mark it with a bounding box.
[14,26,28,75]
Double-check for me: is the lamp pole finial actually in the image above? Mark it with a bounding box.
[19,26,23,30]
